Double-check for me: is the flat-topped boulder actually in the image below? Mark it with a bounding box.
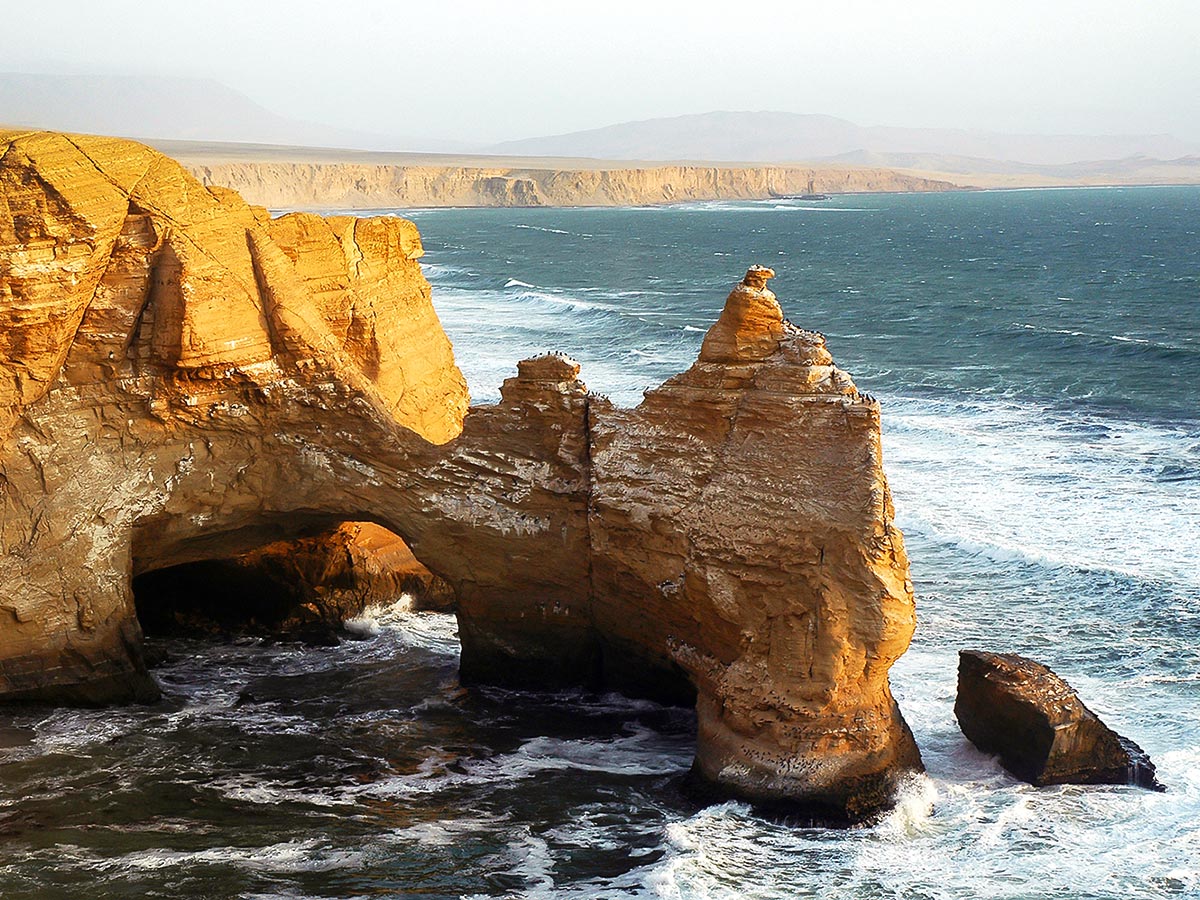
[955,650,1163,790]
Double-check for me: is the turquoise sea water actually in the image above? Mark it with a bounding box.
[1,187,1197,898]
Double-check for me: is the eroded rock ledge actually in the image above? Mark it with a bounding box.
[0,130,920,821]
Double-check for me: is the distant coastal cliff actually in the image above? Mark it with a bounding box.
[183,161,957,208]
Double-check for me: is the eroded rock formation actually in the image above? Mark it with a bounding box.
[956,650,1162,790]
[0,130,921,820]
[0,128,467,702]
[592,266,921,817]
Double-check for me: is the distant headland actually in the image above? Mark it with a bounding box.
[150,137,1200,210]
[151,139,955,209]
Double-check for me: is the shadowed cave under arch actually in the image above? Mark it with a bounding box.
[132,521,457,645]
[127,497,701,708]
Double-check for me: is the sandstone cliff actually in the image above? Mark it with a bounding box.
[0,127,468,702]
[0,131,920,820]
[184,160,955,209]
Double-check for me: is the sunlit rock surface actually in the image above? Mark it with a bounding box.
[589,266,922,819]
[0,131,921,820]
[0,128,467,703]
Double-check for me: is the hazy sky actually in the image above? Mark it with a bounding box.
[6,0,1200,142]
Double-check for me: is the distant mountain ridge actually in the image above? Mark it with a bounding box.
[489,111,1200,168]
[826,148,1200,178]
[3,72,1196,185]
[0,72,472,152]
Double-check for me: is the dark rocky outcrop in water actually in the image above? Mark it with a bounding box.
[955,650,1164,791]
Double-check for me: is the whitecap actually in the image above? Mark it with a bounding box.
[95,838,364,874]
[881,393,1200,588]
[343,593,414,638]
[512,224,571,235]
[877,772,938,837]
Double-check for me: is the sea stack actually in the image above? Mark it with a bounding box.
[0,129,922,821]
[585,266,923,820]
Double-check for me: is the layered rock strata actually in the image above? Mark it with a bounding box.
[0,130,920,820]
[0,128,467,703]
[956,650,1162,790]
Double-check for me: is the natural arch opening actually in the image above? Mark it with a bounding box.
[133,522,455,645]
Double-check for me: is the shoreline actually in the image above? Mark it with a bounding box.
[265,182,1200,218]
[7,129,1192,208]
[143,136,1200,209]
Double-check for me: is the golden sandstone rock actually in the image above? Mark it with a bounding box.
[0,130,920,820]
[956,650,1162,790]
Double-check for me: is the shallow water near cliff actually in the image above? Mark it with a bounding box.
[2,187,1199,898]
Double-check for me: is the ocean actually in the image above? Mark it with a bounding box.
[1,187,1197,898]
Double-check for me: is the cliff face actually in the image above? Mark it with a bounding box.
[185,161,955,209]
[0,131,920,820]
[0,128,468,702]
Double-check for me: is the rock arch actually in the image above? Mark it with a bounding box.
[0,130,920,821]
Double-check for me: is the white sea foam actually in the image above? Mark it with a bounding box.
[881,393,1200,588]
[387,812,513,848]
[360,724,691,802]
[771,204,879,212]
[421,262,473,279]
[506,827,557,892]
[877,772,938,836]
[94,839,364,874]
[513,224,572,235]
[32,706,147,754]
[210,774,355,809]
[343,593,414,637]
[343,596,460,654]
